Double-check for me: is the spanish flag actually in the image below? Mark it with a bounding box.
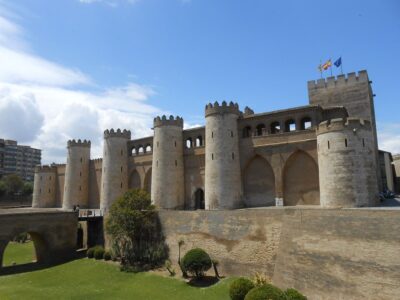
[322,59,332,70]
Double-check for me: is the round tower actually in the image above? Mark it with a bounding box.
[100,129,131,211]
[32,165,57,208]
[151,115,184,209]
[317,117,379,207]
[205,101,242,209]
[62,139,91,210]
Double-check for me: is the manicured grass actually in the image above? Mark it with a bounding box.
[2,241,36,266]
[0,258,234,300]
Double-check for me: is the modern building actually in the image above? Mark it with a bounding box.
[0,139,41,181]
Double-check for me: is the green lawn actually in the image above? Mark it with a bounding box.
[0,257,234,300]
[2,241,36,266]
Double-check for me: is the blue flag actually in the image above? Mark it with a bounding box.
[334,57,342,67]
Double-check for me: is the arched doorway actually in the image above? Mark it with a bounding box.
[243,156,276,207]
[129,170,141,190]
[283,150,320,206]
[1,232,41,267]
[194,188,205,210]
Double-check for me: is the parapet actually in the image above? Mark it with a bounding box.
[34,165,57,173]
[308,70,369,90]
[205,101,240,117]
[316,117,371,135]
[243,106,255,116]
[153,115,183,128]
[67,139,91,148]
[104,128,131,139]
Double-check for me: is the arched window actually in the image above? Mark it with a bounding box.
[270,121,281,134]
[300,117,312,130]
[242,126,252,138]
[186,138,193,149]
[138,146,144,154]
[131,147,137,156]
[145,144,152,153]
[195,136,203,147]
[256,124,266,136]
[194,188,205,210]
[285,119,296,132]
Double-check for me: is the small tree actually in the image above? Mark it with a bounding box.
[178,239,188,277]
[212,259,220,278]
[105,189,168,270]
[181,248,212,279]
[3,174,24,195]
[22,182,33,195]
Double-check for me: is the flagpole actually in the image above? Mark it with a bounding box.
[340,56,343,75]
[319,59,323,79]
[330,58,333,76]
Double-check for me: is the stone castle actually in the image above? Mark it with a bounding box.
[32,70,383,211]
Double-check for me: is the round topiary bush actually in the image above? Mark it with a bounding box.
[284,288,307,300]
[244,284,284,300]
[229,277,255,300]
[87,247,95,258]
[103,251,112,261]
[181,248,212,278]
[94,246,105,260]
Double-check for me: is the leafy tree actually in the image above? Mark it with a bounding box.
[3,174,24,195]
[105,189,168,270]
[22,182,34,195]
[0,180,6,196]
[181,248,212,278]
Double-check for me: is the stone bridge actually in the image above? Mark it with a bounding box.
[0,208,77,273]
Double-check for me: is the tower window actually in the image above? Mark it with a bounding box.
[362,138,365,147]
[80,157,83,163]
[328,141,330,149]
[212,132,214,138]
[121,182,123,189]
[48,189,51,193]
[79,186,81,191]
[230,131,233,137]
[212,153,214,160]
[345,139,348,147]
[174,141,177,147]
[39,188,41,194]
[121,166,123,173]
[175,160,177,166]
[232,152,234,160]
[80,172,82,177]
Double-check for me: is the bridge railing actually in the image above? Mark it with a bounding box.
[78,209,103,218]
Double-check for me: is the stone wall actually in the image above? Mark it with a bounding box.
[159,208,400,300]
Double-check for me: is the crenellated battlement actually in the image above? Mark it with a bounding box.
[104,128,131,139]
[153,115,183,128]
[67,139,91,148]
[317,117,371,135]
[34,165,57,173]
[308,70,369,90]
[205,101,240,117]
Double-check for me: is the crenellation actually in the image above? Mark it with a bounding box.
[104,128,131,139]
[67,139,91,147]
[153,115,183,128]
[308,70,369,90]
[205,100,240,117]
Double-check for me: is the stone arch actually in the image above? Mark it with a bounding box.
[145,144,152,153]
[283,150,320,206]
[144,168,152,194]
[256,124,266,136]
[300,117,312,130]
[242,126,252,138]
[129,169,141,190]
[243,155,276,207]
[0,231,47,267]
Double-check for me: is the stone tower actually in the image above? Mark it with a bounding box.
[100,129,131,211]
[151,115,184,209]
[316,118,379,207]
[308,70,381,190]
[62,139,91,210]
[32,165,57,208]
[205,101,242,209]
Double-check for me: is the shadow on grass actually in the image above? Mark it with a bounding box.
[187,276,220,287]
[0,250,85,276]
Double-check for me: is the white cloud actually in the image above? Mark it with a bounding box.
[0,5,164,164]
[378,123,400,155]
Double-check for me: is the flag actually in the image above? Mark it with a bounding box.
[334,57,342,67]
[322,59,332,70]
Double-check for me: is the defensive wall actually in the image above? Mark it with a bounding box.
[159,207,400,300]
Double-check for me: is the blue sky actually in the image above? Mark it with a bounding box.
[0,0,399,163]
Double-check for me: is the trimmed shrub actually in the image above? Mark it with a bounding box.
[94,246,105,260]
[181,248,212,278]
[229,277,255,300]
[103,251,112,261]
[284,288,307,300]
[87,247,95,258]
[244,284,284,300]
